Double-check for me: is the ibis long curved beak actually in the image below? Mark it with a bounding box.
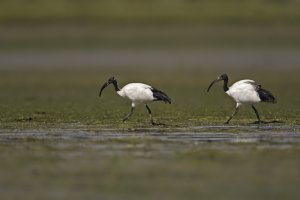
[99,82,109,97]
[207,78,221,92]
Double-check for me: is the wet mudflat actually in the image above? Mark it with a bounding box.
[0,41,299,199]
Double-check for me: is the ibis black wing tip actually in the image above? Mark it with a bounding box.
[162,98,171,104]
[257,88,276,103]
[151,87,172,104]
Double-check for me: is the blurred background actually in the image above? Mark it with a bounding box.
[0,0,300,71]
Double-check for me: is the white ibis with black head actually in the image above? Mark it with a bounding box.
[207,74,276,124]
[99,77,171,125]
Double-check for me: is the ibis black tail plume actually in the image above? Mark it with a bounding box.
[257,88,276,103]
[151,88,171,104]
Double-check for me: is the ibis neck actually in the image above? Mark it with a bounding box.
[112,80,120,92]
[223,77,229,92]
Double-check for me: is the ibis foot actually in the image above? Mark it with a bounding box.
[253,120,266,124]
[122,118,129,123]
[151,121,166,126]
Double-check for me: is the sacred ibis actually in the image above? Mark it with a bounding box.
[99,77,171,125]
[207,74,276,124]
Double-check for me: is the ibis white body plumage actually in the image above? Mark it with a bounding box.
[117,83,155,107]
[207,74,276,124]
[100,77,171,125]
[226,80,261,106]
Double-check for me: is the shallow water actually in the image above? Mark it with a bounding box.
[1,126,300,200]
[1,124,300,148]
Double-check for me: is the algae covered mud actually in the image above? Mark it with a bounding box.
[0,70,300,200]
[0,69,299,129]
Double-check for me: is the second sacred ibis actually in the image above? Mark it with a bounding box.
[207,74,276,124]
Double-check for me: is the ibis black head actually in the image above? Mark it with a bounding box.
[207,73,228,92]
[107,77,116,84]
[99,77,117,97]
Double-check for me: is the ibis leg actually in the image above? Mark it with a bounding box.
[123,107,134,122]
[251,105,263,124]
[145,105,164,125]
[225,107,239,124]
